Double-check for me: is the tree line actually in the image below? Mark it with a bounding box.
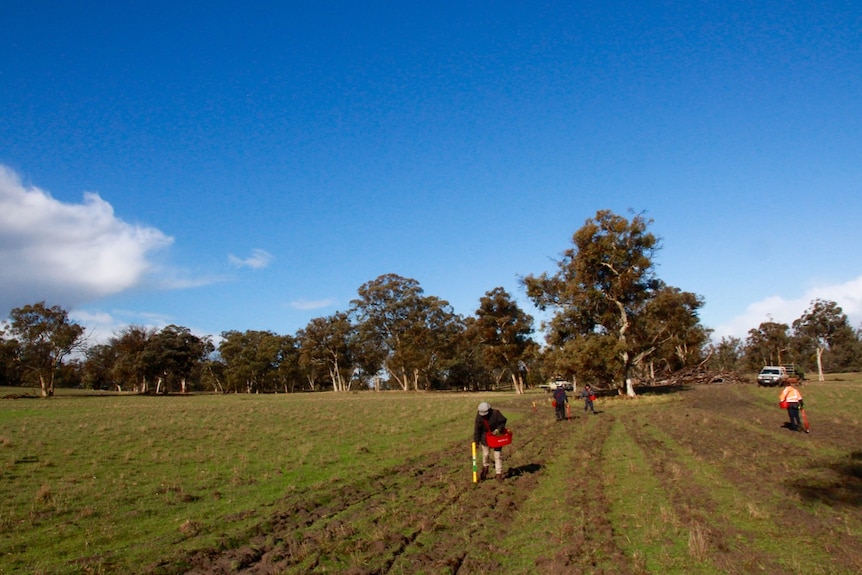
[1,210,860,397]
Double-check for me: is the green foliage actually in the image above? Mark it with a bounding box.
[523,210,707,393]
[6,302,85,396]
[705,336,743,371]
[218,329,296,393]
[469,287,535,393]
[351,273,464,390]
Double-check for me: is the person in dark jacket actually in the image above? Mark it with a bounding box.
[473,402,507,481]
[552,385,568,421]
[580,384,596,414]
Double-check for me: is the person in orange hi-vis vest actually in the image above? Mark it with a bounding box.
[779,382,806,433]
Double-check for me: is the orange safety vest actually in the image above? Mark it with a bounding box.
[779,386,802,403]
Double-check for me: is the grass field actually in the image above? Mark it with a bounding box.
[2,374,861,574]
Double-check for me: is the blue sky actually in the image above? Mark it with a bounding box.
[2,1,861,345]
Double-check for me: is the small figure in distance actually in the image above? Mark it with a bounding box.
[581,384,597,415]
[779,380,807,433]
[553,385,569,421]
[474,402,508,482]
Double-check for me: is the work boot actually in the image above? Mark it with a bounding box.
[479,466,489,481]
[495,473,504,482]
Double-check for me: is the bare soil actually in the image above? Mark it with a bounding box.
[148,383,862,575]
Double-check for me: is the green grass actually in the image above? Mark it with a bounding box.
[2,379,862,574]
[602,419,720,575]
[0,391,494,574]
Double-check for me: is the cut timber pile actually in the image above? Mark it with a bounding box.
[653,365,750,387]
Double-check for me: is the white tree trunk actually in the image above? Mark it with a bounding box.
[816,347,825,382]
[389,366,410,391]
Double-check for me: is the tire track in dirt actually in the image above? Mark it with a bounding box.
[622,411,785,574]
[159,400,578,574]
[641,385,862,574]
[173,442,480,574]
[534,411,638,575]
[386,402,589,574]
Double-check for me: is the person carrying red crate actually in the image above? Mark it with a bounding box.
[580,384,597,415]
[474,402,508,482]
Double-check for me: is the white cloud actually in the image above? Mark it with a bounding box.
[69,308,170,345]
[70,307,213,347]
[0,165,173,313]
[712,275,862,340]
[228,249,273,269]
[289,298,336,311]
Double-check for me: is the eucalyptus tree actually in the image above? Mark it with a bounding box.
[792,299,857,380]
[523,210,702,396]
[401,296,464,390]
[275,334,302,393]
[0,328,23,386]
[298,312,357,392]
[744,321,791,370]
[82,343,119,390]
[351,273,461,391]
[7,301,85,397]
[219,330,285,393]
[145,325,210,393]
[110,325,157,392]
[447,317,494,391]
[470,287,535,394]
[705,336,744,372]
[636,284,708,377]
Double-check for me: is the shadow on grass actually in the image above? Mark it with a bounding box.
[631,384,693,396]
[507,463,542,478]
[790,451,862,507]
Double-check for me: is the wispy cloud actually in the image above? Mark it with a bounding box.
[228,249,273,270]
[713,275,862,340]
[0,165,173,313]
[289,298,336,311]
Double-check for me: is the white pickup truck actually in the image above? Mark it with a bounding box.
[540,380,573,391]
[757,366,787,387]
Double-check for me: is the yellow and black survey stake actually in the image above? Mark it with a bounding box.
[471,441,478,483]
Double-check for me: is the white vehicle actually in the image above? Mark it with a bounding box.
[757,366,787,387]
[542,379,573,391]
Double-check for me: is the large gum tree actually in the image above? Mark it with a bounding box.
[470,287,535,394]
[7,301,85,397]
[523,210,703,397]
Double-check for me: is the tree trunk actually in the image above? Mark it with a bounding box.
[816,347,825,382]
[39,374,51,397]
[390,366,409,391]
[510,372,524,395]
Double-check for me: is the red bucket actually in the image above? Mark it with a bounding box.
[486,429,513,448]
[779,401,788,409]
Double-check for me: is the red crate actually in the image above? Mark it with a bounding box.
[486,429,513,448]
